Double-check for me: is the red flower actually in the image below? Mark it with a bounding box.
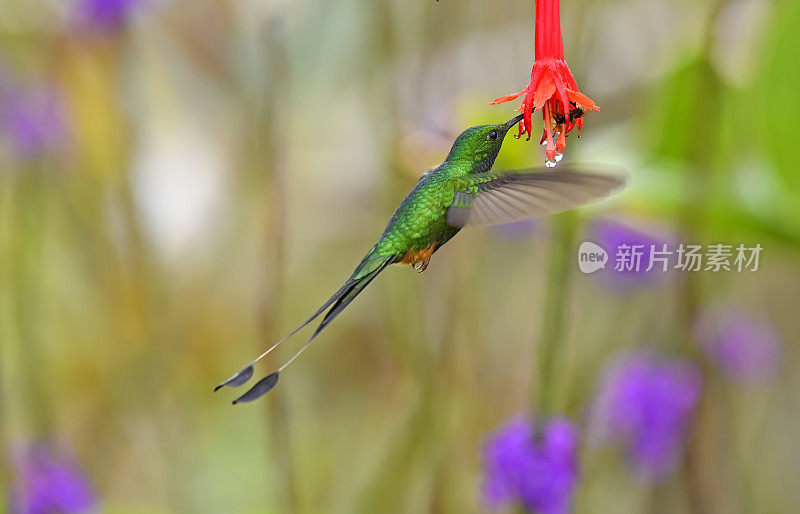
[491,0,598,166]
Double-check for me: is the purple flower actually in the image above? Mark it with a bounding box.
[590,351,701,481]
[0,79,67,161]
[695,306,781,382]
[588,219,673,290]
[77,0,141,33]
[482,416,578,514]
[10,444,96,514]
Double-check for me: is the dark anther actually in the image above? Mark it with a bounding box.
[569,107,585,122]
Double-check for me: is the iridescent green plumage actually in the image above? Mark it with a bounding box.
[216,114,626,403]
[369,121,525,272]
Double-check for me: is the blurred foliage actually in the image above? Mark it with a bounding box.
[1,0,799,513]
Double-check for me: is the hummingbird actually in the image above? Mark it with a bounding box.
[216,113,625,404]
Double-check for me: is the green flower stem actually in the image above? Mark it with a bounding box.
[253,23,300,513]
[10,168,52,437]
[534,212,577,426]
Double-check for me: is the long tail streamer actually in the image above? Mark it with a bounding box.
[215,256,396,404]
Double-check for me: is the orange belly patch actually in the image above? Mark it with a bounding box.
[401,242,437,272]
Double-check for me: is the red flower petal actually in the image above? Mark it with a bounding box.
[489,88,527,105]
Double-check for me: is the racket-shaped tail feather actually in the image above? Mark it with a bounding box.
[215,254,397,403]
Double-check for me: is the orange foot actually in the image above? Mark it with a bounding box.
[401,243,437,273]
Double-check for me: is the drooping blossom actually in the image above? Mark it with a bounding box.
[9,444,97,514]
[76,0,141,33]
[482,416,578,514]
[589,351,702,481]
[491,0,598,166]
[694,305,781,382]
[588,219,672,290]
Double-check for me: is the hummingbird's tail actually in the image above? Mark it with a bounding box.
[215,252,397,404]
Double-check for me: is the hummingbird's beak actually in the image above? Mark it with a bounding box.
[505,113,525,131]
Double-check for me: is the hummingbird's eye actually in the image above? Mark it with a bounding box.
[487,130,499,142]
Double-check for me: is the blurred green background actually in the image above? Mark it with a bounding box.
[1,0,799,512]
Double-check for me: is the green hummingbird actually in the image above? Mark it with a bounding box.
[216,113,625,403]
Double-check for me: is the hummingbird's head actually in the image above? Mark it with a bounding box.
[444,113,524,173]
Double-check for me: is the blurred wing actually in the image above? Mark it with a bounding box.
[446,167,627,227]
